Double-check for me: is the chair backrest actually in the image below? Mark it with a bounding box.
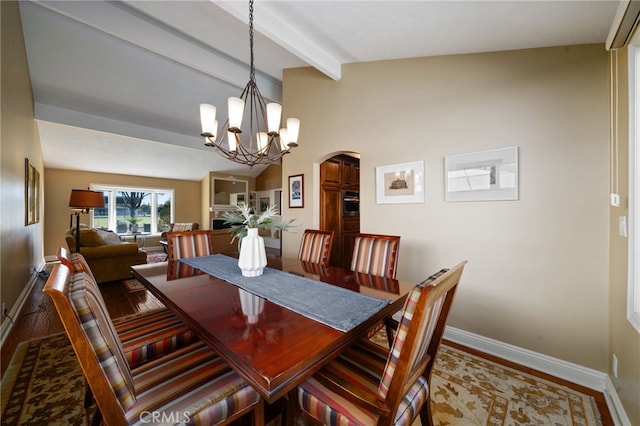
[43,264,136,422]
[298,229,335,266]
[161,222,199,239]
[171,222,199,232]
[350,233,401,279]
[166,230,215,262]
[57,246,72,269]
[378,261,466,417]
[57,246,95,280]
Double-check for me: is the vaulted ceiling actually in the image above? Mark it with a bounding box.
[19,1,619,180]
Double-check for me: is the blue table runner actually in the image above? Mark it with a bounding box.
[179,254,390,332]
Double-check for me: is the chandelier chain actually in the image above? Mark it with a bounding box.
[199,0,299,168]
[249,0,255,83]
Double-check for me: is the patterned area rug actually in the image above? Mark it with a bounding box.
[369,331,602,426]
[145,251,167,264]
[429,346,602,425]
[0,333,91,426]
[0,331,603,425]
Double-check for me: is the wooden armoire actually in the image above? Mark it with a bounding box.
[320,154,360,269]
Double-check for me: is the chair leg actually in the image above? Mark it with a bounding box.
[84,385,93,409]
[90,409,103,426]
[419,398,434,426]
[252,398,265,426]
[84,384,103,426]
[384,319,397,348]
[285,389,299,426]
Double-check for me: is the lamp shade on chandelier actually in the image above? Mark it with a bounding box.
[199,0,300,168]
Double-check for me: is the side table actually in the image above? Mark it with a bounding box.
[118,232,150,249]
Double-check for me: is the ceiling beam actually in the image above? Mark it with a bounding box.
[30,0,281,100]
[606,0,640,49]
[215,1,342,81]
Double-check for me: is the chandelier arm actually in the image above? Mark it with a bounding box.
[200,0,297,168]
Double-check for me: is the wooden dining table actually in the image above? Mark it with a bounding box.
[131,256,415,404]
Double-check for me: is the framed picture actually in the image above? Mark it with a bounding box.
[288,174,304,208]
[376,161,424,204]
[444,146,519,202]
[259,197,270,213]
[24,158,40,225]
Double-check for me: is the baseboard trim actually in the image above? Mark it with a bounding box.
[444,326,630,426]
[604,375,633,426]
[0,267,41,348]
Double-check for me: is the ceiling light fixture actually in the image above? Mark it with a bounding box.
[199,0,300,168]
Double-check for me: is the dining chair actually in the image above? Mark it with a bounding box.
[351,233,401,346]
[56,247,198,367]
[290,261,466,426]
[44,262,264,425]
[298,229,335,266]
[350,233,400,279]
[166,229,215,261]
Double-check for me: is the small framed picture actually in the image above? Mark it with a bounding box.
[288,174,304,208]
[444,146,519,202]
[259,197,270,212]
[25,158,40,225]
[376,161,424,204]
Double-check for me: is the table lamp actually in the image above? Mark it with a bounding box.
[69,189,105,254]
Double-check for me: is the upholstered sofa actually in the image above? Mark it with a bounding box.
[65,227,147,284]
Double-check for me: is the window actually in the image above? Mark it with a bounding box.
[91,185,174,235]
[628,42,640,332]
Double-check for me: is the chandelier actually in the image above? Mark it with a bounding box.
[199,0,300,168]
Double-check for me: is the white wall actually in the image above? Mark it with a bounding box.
[281,45,610,370]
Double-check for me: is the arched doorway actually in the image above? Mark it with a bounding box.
[319,154,360,268]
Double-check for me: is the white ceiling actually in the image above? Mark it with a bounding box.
[19,0,619,181]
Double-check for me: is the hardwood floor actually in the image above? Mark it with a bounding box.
[1,270,614,425]
[0,270,163,375]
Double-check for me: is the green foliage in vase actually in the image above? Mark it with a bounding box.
[222,203,296,244]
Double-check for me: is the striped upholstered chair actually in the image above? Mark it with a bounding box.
[166,229,215,262]
[290,262,466,426]
[298,229,335,266]
[350,233,401,279]
[56,247,198,367]
[44,263,263,425]
[351,233,401,346]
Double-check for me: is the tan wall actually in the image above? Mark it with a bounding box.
[256,164,282,191]
[282,45,610,371]
[1,1,45,323]
[44,169,202,255]
[608,47,640,424]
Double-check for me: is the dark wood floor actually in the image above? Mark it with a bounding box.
[1,270,614,425]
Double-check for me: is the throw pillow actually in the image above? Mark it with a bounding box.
[78,229,105,247]
[97,229,122,245]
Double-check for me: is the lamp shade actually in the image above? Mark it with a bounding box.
[69,189,105,209]
[286,118,300,146]
[266,103,282,133]
[199,103,217,136]
[228,97,245,130]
